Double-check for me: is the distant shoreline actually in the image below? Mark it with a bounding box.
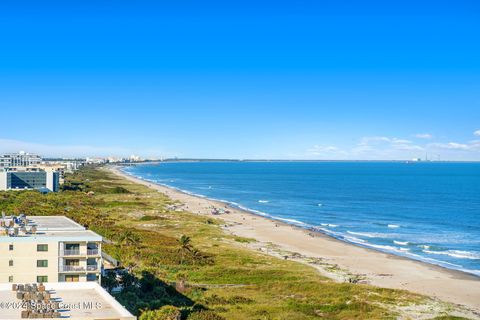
[123,159,480,164]
[109,165,480,315]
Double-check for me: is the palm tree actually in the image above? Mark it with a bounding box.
[118,230,141,247]
[124,249,141,273]
[191,248,214,266]
[177,235,192,264]
[178,235,191,249]
[190,248,204,265]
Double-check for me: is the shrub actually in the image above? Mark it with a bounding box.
[187,310,225,320]
[139,306,181,320]
[112,186,132,194]
[203,294,253,305]
[139,215,163,221]
[233,236,254,243]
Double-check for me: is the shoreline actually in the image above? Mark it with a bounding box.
[118,166,479,279]
[119,169,479,277]
[109,166,480,315]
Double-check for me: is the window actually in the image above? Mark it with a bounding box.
[37,244,48,252]
[86,274,98,282]
[37,260,48,268]
[65,275,79,282]
[8,276,13,283]
[65,259,79,266]
[9,244,13,251]
[65,243,80,250]
[9,260,13,267]
[36,276,48,283]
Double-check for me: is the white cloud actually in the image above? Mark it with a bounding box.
[474,130,480,137]
[358,136,422,151]
[306,136,425,160]
[306,133,480,161]
[425,140,480,161]
[428,141,480,151]
[351,136,423,160]
[415,133,433,139]
[359,136,415,146]
[392,138,414,145]
[429,142,469,150]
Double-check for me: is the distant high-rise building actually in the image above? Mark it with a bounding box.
[0,151,42,168]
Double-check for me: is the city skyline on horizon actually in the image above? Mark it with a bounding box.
[0,1,479,161]
[1,135,480,162]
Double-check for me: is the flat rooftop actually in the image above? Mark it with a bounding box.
[0,282,135,320]
[26,216,86,231]
[0,216,102,242]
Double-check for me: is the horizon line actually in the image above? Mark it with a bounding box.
[116,158,480,163]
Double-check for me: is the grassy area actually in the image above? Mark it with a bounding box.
[0,166,468,319]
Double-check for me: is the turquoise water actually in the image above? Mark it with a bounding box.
[123,161,480,276]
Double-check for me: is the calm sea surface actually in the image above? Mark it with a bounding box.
[123,161,480,276]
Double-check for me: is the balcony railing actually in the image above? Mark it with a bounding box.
[61,265,85,272]
[62,249,81,256]
[87,249,99,255]
[86,265,99,271]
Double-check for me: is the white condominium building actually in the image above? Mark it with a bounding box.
[0,151,42,168]
[0,215,102,284]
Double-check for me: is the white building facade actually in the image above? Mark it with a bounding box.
[0,152,42,168]
[0,216,102,284]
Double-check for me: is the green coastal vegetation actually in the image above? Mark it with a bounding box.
[0,166,468,320]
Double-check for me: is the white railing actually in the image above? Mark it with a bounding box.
[87,249,99,255]
[86,265,98,271]
[61,265,85,272]
[62,249,81,256]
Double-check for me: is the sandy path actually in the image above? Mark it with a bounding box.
[110,166,480,315]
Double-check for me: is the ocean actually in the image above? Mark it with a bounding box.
[122,161,480,276]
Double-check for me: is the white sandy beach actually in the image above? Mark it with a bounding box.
[110,166,480,316]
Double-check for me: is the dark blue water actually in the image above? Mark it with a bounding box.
[123,161,480,276]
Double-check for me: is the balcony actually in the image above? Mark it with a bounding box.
[62,249,81,256]
[87,249,99,256]
[61,265,85,272]
[86,264,99,272]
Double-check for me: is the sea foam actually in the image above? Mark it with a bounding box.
[423,249,480,260]
[321,223,338,227]
[347,231,383,238]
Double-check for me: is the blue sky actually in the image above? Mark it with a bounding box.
[0,0,479,160]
